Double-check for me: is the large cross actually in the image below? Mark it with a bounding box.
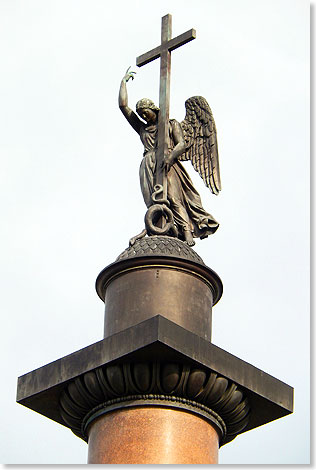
[136,14,196,200]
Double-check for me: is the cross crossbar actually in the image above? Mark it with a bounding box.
[136,29,196,67]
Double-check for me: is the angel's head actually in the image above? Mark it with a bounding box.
[136,98,159,123]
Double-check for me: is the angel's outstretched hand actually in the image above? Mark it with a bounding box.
[122,66,136,83]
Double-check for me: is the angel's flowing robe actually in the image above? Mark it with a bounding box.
[139,119,219,240]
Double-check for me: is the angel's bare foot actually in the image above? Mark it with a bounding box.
[184,230,195,246]
[129,228,147,246]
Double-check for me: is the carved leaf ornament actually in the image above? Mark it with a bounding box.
[59,361,250,445]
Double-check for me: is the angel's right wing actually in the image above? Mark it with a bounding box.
[180,96,221,195]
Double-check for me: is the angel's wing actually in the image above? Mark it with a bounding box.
[180,96,221,195]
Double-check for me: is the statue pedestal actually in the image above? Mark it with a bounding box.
[16,237,293,464]
[96,236,222,341]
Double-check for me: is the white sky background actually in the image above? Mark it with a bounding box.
[0,0,310,465]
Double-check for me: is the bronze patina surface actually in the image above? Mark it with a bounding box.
[97,236,222,340]
[120,14,221,247]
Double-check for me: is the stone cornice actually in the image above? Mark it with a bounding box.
[59,361,250,446]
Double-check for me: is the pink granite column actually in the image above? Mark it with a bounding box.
[87,407,219,464]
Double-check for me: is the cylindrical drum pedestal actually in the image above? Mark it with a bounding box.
[87,407,219,464]
[96,236,223,342]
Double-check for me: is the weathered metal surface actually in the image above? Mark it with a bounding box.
[116,235,205,264]
[96,246,222,303]
[97,243,221,340]
[136,15,195,198]
[157,14,171,197]
[102,265,214,340]
[136,27,196,67]
[120,15,221,245]
[119,80,221,244]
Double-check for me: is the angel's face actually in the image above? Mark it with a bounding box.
[138,108,157,124]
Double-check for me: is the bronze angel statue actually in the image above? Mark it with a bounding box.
[119,68,221,247]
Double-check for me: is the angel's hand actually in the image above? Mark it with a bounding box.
[122,66,136,83]
[162,154,175,173]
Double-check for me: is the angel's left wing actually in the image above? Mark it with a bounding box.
[180,96,221,195]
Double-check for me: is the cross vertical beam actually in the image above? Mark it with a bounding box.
[136,14,196,200]
[157,14,171,198]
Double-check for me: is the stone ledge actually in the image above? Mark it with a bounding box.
[17,316,293,445]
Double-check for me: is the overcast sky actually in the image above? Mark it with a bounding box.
[0,0,310,465]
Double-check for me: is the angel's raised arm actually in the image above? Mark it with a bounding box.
[118,68,142,135]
